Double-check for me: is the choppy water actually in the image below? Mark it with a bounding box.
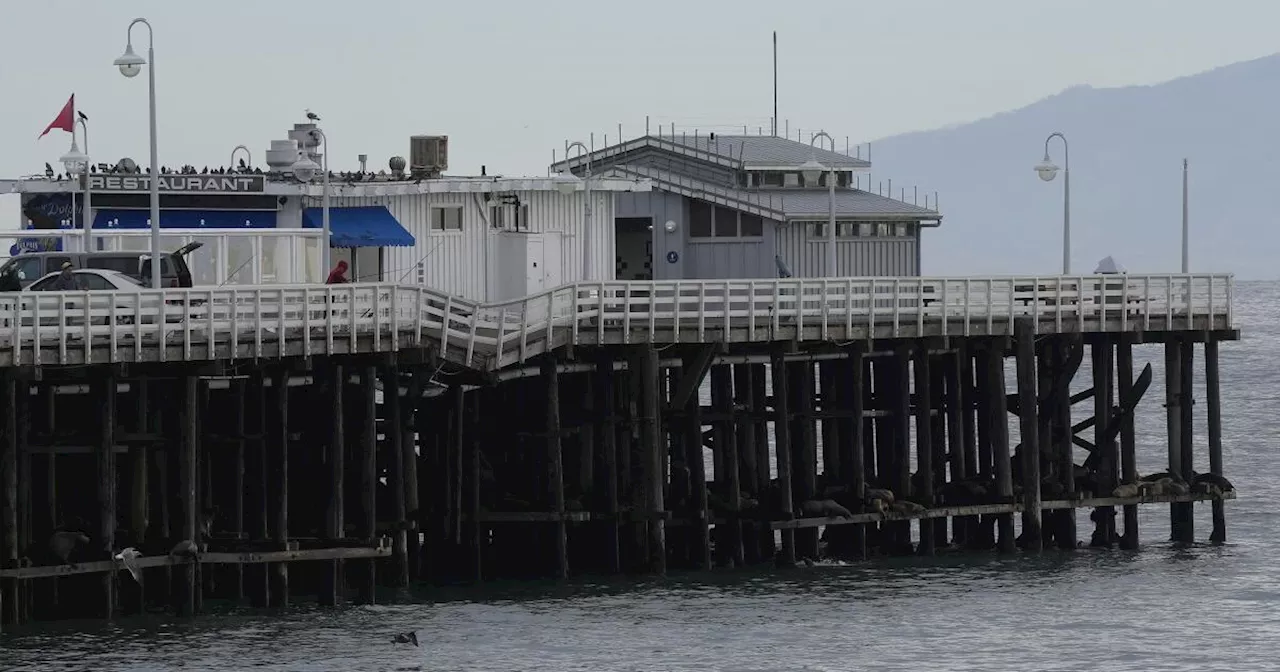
[2,281,1277,671]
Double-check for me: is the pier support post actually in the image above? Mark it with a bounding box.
[1205,340,1226,543]
[751,364,774,561]
[2,373,17,628]
[1014,320,1042,552]
[97,373,118,617]
[733,363,762,564]
[356,367,377,602]
[403,371,421,580]
[1117,335,1139,549]
[987,341,1016,553]
[845,342,868,559]
[245,373,269,607]
[468,387,483,582]
[889,346,913,554]
[595,358,621,573]
[943,349,970,546]
[1092,339,1118,547]
[383,367,409,588]
[770,349,796,567]
[637,345,666,575]
[541,358,569,579]
[1055,339,1078,550]
[790,361,820,561]
[269,370,290,607]
[1163,341,1186,542]
[1178,337,1196,543]
[912,345,936,556]
[677,351,710,571]
[710,365,743,568]
[228,381,244,601]
[175,375,200,616]
[319,364,344,607]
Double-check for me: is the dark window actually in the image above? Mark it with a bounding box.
[9,257,43,282]
[740,213,764,237]
[81,274,112,290]
[762,171,785,187]
[85,256,138,273]
[46,256,70,271]
[689,201,712,238]
[714,206,738,237]
[431,206,463,231]
[28,276,56,291]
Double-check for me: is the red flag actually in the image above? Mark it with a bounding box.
[37,94,75,139]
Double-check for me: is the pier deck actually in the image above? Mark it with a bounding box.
[0,273,1240,628]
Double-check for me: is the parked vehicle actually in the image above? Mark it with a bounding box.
[17,268,177,327]
[0,242,203,289]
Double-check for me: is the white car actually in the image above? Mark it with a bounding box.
[20,268,155,326]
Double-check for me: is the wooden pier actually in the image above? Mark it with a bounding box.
[0,273,1239,627]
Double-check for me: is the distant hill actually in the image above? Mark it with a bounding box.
[865,54,1280,279]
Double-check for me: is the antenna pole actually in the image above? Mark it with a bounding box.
[772,31,778,136]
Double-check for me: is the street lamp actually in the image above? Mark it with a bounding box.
[808,130,839,277]
[292,129,330,274]
[1034,132,1070,274]
[59,131,90,252]
[563,141,593,280]
[114,17,162,288]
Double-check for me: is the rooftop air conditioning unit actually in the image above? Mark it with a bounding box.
[410,135,448,179]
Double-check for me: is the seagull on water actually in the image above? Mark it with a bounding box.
[114,547,143,584]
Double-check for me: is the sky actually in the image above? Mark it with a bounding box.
[2,0,1278,246]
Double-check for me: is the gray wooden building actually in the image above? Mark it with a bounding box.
[550,133,941,280]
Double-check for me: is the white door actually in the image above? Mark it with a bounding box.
[525,236,544,294]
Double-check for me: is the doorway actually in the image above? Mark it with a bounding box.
[615,217,652,280]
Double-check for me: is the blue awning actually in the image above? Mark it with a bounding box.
[302,206,415,248]
[93,209,278,229]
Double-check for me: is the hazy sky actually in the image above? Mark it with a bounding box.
[2,0,1277,233]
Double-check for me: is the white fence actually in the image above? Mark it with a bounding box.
[0,273,1235,369]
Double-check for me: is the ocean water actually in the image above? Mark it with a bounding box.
[1,280,1276,672]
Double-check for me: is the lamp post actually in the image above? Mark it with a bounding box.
[560,142,592,280]
[291,130,330,274]
[114,17,162,289]
[1034,132,1070,275]
[803,130,838,277]
[231,145,253,172]
[59,128,90,252]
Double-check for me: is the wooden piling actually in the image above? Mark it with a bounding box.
[269,370,290,607]
[1205,340,1226,543]
[228,380,243,600]
[769,349,796,567]
[1014,320,1042,552]
[319,364,344,607]
[1117,335,1139,549]
[790,361,819,560]
[845,342,868,559]
[356,367,377,601]
[710,365,743,567]
[679,354,711,571]
[403,371,421,580]
[541,357,569,579]
[175,375,200,616]
[751,364,774,562]
[1092,340,1117,547]
[943,349,969,546]
[1163,341,1185,542]
[889,346,912,553]
[246,373,269,607]
[468,387,483,582]
[97,373,118,617]
[2,373,17,627]
[383,367,409,588]
[636,345,666,575]
[928,352,949,546]
[733,363,761,564]
[912,346,936,556]
[1055,340,1078,550]
[1177,337,1196,542]
[987,342,1016,553]
[595,359,621,573]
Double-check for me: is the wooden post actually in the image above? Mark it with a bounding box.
[637,345,666,575]
[889,347,912,553]
[97,373,118,617]
[541,358,569,579]
[987,342,1016,553]
[961,347,983,480]
[710,365,743,567]
[1177,337,1196,543]
[928,353,948,546]
[356,367,377,601]
[1014,319,1042,552]
[1117,335,1139,549]
[769,349,796,567]
[268,371,289,607]
[40,385,57,615]
[228,380,243,600]
[751,364,774,562]
[912,346,936,555]
[681,357,711,570]
[943,349,969,545]
[469,388,483,581]
[790,361,820,560]
[383,367,409,588]
[403,372,421,580]
[319,364,344,607]
[595,359,621,573]
[1056,340,1077,550]
[733,363,760,564]
[1092,340,1117,547]
[246,374,269,607]
[1205,340,1225,543]
[2,373,17,627]
[175,375,200,615]
[1163,341,1183,542]
[819,361,841,484]
[845,342,868,559]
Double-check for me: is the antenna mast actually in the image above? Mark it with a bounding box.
[772,31,778,136]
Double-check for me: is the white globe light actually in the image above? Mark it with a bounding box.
[60,141,89,177]
[798,157,826,185]
[114,44,145,78]
[663,220,677,233]
[292,155,321,183]
[554,171,581,195]
[1035,157,1060,182]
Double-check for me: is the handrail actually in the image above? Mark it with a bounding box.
[0,273,1235,370]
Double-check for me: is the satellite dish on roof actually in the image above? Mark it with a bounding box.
[1094,256,1126,274]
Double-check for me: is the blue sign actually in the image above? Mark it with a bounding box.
[666,250,679,264]
[9,237,63,256]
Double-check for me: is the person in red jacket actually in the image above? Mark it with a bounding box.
[326,259,349,284]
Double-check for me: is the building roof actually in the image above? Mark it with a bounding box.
[551,134,871,174]
[599,164,939,221]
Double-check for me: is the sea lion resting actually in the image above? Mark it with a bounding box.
[799,499,854,519]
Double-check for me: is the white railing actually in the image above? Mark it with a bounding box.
[0,274,1234,369]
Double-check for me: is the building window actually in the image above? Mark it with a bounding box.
[490,204,530,232]
[689,200,713,238]
[783,173,800,188]
[714,206,737,237]
[431,205,463,231]
[740,213,764,237]
[802,219,922,238]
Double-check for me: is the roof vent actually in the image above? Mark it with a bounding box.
[410,135,448,178]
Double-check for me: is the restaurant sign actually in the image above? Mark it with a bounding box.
[87,174,267,193]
